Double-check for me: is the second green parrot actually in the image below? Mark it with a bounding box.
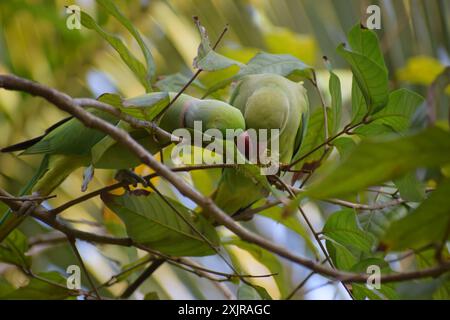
[211,74,310,215]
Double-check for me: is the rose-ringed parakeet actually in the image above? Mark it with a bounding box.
[0,93,245,242]
[211,74,309,216]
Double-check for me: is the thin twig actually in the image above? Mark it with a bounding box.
[67,236,102,300]
[74,98,179,142]
[286,258,328,300]
[147,182,250,285]
[153,22,229,120]
[120,259,165,299]
[95,257,154,291]
[274,176,354,299]
[0,194,56,201]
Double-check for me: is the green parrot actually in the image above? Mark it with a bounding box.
[211,74,309,215]
[0,92,245,242]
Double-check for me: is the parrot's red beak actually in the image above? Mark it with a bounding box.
[236,131,250,159]
[236,130,267,162]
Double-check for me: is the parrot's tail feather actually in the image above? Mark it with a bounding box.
[1,135,46,153]
[1,116,72,153]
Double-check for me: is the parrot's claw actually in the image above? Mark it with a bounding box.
[115,169,148,190]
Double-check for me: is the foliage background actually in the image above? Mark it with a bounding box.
[0,0,449,299]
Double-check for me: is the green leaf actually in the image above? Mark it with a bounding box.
[329,70,342,135]
[337,44,388,113]
[224,238,287,297]
[352,283,398,300]
[237,283,272,300]
[381,179,450,251]
[333,137,357,158]
[326,240,358,271]
[347,24,386,70]
[338,25,388,113]
[237,52,313,79]
[415,250,450,299]
[290,108,326,169]
[155,73,205,92]
[203,52,313,97]
[355,89,425,136]
[144,292,160,300]
[122,92,170,120]
[192,18,243,71]
[101,191,220,256]
[195,51,244,72]
[0,277,14,297]
[254,201,317,256]
[350,258,398,300]
[396,277,448,300]
[305,127,450,199]
[80,11,151,91]
[212,136,285,201]
[0,272,72,300]
[350,78,368,124]
[394,172,425,202]
[323,210,374,272]
[358,207,404,241]
[96,0,156,85]
[323,209,374,253]
[98,92,170,121]
[0,229,30,268]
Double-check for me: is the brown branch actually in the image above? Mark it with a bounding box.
[95,256,154,291]
[0,195,56,202]
[74,98,179,142]
[1,74,449,284]
[120,259,165,299]
[286,259,328,300]
[0,187,133,246]
[325,198,406,211]
[28,232,67,247]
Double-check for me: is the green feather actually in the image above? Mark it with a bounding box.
[23,109,119,156]
[212,74,310,215]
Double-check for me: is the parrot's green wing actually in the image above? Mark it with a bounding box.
[212,74,310,215]
[22,109,119,156]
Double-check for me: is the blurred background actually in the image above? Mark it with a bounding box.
[0,0,449,299]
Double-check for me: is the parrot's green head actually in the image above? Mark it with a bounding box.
[230,74,309,163]
[158,93,245,138]
[184,99,246,136]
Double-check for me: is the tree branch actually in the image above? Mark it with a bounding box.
[1,74,449,284]
[120,259,165,299]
